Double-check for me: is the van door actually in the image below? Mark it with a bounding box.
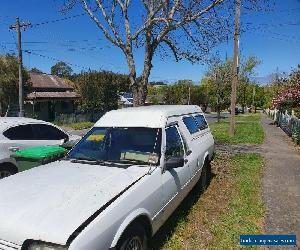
[161,124,191,221]
[180,115,205,181]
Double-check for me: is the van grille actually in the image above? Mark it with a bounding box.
[0,240,21,250]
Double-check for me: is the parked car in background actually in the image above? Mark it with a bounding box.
[0,117,81,178]
[0,105,214,250]
[229,107,240,115]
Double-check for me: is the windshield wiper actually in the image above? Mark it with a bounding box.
[107,159,148,165]
[70,157,106,165]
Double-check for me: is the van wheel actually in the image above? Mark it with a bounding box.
[199,160,211,190]
[118,223,148,250]
[0,164,17,179]
[206,161,212,184]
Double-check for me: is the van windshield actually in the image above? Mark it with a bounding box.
[68,127,162,165]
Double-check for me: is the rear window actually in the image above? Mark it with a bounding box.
[194,115,208,130]
[3,125,35,140]
[32,124,68,140]
[182,116,199,134]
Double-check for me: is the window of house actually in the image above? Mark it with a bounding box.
[194,114,208,130]
[182,116,199,134]
[165,126,184,160]
[3,125,35,140]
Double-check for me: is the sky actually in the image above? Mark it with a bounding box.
[0,0,299,84]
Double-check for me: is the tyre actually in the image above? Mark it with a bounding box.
[118,223,148,250]
[0,164,17,179]
[199,160,211,190]
[206,161,212,184]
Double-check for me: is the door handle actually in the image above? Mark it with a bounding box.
[8,146,20,153]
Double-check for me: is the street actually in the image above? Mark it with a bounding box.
[205,112,230,124]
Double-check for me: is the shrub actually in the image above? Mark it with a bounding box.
[293,107,300,118]
[292,127,300,145]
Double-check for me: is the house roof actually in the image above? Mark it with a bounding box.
[27,91,80,100]
[29,73,73,90]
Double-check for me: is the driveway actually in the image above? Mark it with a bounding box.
[261,115,300,247]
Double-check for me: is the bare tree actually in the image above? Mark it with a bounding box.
[63,0,230,106]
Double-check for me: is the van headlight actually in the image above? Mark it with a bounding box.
[27,241,67,250]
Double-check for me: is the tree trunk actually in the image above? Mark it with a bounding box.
[217,105,221,122]
[132,83,147,106]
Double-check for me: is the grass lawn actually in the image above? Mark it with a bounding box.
[55,121,94,130]
[210,113,264,144]
[152,153,264,250]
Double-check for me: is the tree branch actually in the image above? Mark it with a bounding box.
[161,38,179,62]
[80,0,122,47]
[95,0,124,47]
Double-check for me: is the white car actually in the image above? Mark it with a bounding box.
[0,105,215,250]
[0,117,80,178]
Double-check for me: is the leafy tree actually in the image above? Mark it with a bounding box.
[238,56,261,111]
[51,61,73,78]
[73,71,121,113]
[264,65,300,109]
[0,54,31,115]
[289,65,300,86]
[163,80,192,105]
[30,67,44,74]
[201,57,261,118]
[203,60,232,120]
[147,85,165,104]
[199,77,214,112]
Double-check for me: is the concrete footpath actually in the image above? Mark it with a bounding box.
[261,115,300,248]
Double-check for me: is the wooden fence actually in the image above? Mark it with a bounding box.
[266,109,300,136]
[54,112,103,124]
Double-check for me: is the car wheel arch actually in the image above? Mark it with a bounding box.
[202,152,210,167]
[0,162,18,173]
[110,209,153,248]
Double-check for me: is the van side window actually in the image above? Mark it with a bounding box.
[182,116,199,134]
[165,126,184,160]
[194,115,208,130]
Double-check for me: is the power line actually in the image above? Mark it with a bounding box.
[243,7,300,15]
[30,12,86,28]
[244,21,300,29]
[23,49,92,71]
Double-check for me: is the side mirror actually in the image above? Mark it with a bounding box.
[186,149,192,156]
[164,156,184,170]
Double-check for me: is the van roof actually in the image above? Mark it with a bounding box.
[95,105,203,128]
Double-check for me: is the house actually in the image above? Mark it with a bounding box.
[25,73,80,121]
[118,92,133,108]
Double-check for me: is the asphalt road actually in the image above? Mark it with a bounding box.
[204,112,230,124]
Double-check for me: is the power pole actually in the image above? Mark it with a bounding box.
[229,0,241,136]
[9,17,31,117]
[252,84,256,112]
[188,82,191,105]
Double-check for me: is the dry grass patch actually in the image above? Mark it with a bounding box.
[151,153,264,250]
